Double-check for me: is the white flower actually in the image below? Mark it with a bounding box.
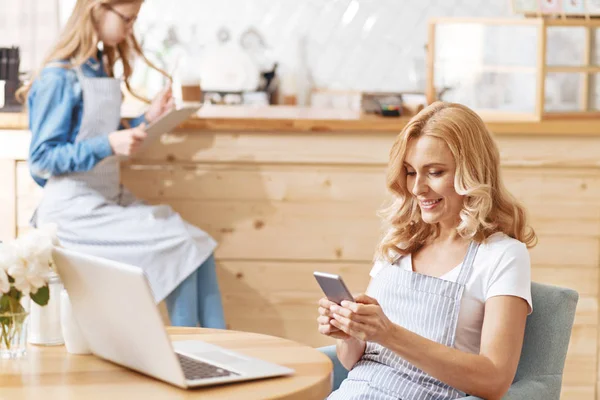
[9,257,49,295]
[14,229,53,263]
[0,242,20,272]
[0,242,22,294]
[0,225,57,296]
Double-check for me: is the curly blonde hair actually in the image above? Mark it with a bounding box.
[376,101,536,262]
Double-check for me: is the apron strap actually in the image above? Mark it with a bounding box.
[456,241,479,286]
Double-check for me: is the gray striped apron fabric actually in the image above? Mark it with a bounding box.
[329,242,480,400]
[36,65,216,303]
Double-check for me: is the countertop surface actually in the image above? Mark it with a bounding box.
[2,105,600,135]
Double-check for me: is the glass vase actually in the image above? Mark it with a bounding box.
[0,296,29,359]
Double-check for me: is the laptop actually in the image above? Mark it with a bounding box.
[52,246,294,389]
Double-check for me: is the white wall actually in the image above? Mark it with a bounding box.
[132,0,513,93]
[0,0,60,73]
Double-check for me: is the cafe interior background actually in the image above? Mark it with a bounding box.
[2,0,600,399]
[2,0,527,106]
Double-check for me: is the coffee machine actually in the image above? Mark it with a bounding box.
[0,46,21,111]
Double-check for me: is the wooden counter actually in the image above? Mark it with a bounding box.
[0,111,27,130]
[1,106,600,400]
[4,105,600,134]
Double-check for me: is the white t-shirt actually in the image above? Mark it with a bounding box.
[368,232,532,354]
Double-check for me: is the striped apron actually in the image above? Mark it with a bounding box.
[36,65,216,303]
[329,242,480,400]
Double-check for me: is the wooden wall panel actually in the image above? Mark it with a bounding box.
[123,165,600,238]
[562,386,595,400]
[134,131,393,165]
[122,164,388,204]
[131,131,600,168]
[114,196,598,266]
[495,136,600,168]
[124,164,600,209]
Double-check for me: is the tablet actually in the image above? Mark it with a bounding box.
[129,103,202,157]
[145,102,201,140]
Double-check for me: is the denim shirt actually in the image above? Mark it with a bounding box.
[27,55,146,187]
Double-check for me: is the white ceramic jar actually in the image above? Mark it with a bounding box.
[28,273,64,346]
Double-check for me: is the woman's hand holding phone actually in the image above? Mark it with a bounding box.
[328,294,394,344]
[314,272,355,340]
[317,296,352,340]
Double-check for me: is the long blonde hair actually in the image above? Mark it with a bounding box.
[376,101,537,262]
[16,0,168,103]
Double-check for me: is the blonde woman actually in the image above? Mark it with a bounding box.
[317,102,536,400]
[18,0,225,328]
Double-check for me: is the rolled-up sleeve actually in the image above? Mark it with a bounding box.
[28,68,113,186]
[128,113,147,128]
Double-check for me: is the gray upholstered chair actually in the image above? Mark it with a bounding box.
[318,282,578,400]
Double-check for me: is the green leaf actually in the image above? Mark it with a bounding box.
[8,286,21,302]
[0,295,10,314]
[7,296,24,313]
[30,285,49,306]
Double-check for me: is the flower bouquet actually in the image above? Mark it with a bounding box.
[0,224,58,358]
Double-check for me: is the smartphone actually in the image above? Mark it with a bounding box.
[313,271,355,304]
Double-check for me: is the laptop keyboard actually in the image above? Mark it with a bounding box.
[176,353,240,381]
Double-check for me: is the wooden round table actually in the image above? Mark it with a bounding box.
[0,327,333,399]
